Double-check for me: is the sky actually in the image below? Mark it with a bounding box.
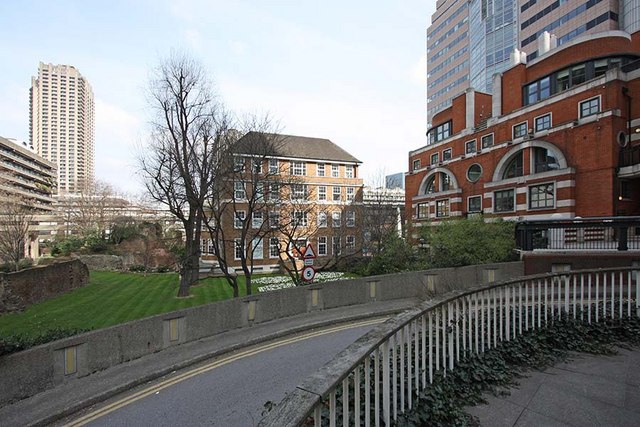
[0,0,435,193]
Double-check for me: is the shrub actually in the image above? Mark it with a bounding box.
[0,327,90,356]
[128,264,147,272]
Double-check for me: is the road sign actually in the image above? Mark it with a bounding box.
[304,258,314,266]
[302,243,317,259]
[302,265,316,282]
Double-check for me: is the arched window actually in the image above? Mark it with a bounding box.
[502,151,523,179]
[425,176,436,194]
[533,147,559,173]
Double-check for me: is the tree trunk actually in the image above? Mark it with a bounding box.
[245,274,252,296]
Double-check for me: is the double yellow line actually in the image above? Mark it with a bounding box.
[66,318,385,426]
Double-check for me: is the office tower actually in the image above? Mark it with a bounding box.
[30,62,95,194]
[427,0,632,126]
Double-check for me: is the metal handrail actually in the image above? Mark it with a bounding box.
[259,267,640,426]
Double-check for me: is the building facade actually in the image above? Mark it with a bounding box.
[201,133,364,274]
[30,62,95,195]
[409,31,640,231]
[427,0,639,126]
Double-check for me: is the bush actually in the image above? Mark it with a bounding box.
[156,265,173,273]
[51,236,84,256]
[17,258,33,270]
[128,264,147,272]
[421,217,517,268]
[0,327,90,356]
[366,233,420,276]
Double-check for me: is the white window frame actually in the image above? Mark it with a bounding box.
[435,199,450,218]
[291,184,307,201]
[318,236,327,256]
[269,237,280,258]
[417,203,429,219]
[268,158,279,174]
[481,133,494,149]
[290,161,306,176]
[234,239,243,260]
[268,183,280,201]
[252,211,264,229]
[332,211,341,227]
[465,139,477,155]
[467,195,482,213]
[234,211,246,229]
[317,163,325,177]
[234,181,246,200]
[317,211,328,227]
[332,236,341,255]
[534,112,552,132]
[268,211,279,228]
[346,210,355,227]
[332,187,341,201]
[252,237,264,260]
[346,235,355,250]
[528,181,556,210]
[579,95,601,118]
[331,164,340,178]
[346,187,355,201]
[234,156,245,172]
[494,188,516,213]
[512,121,528,139]
[345,165,354,178]
[293,210,308,227]
[430,152,439,165]
[318,185,327,201]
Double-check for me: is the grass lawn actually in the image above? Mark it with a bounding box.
[0,271,261,339]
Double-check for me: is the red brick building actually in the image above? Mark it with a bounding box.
[407,30,640,231]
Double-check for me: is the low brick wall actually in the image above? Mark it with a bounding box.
[0,260,89,313]
[0,261,523,406]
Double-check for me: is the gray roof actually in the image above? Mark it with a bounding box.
[237,132,361,164]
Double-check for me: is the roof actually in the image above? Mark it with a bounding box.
[237,132,361,164]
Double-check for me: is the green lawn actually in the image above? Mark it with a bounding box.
[0,271,260,339]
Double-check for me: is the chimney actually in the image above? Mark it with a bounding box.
[538,31,558,56]
[510,48,522,65]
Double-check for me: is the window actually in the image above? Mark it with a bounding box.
[293,211,308,227]
[442,148,452,161]
[494,189,515,212]
[431,153,439,165]
[346,187,355,201]
[425,176,436,194]
[318,212,328,227]
[268,183,280,201]
[525,76,550,105]
[255,183,265,200]
[571,64,586,86]
[234,239,243,260]
[234,211,246,228]
[234,156,245,172]
[580,97,600,118]
[201,239,214,255]
[318,236,328,256]
[513,122,527,139]
[417,203,429,219]
[291,184,307,200]
[290,161,306,175]
[252,212,264,228]
[318,186,327,201]
[413,159,421,170]
[252,159,262,174]
[345,165,355,178]
[346,235,355,251]
[535,114,551,132]
[440,173,451,191]
[269,158,279,174]
[468,195,482,213]
[503,151,524,179]
[481,133,493,149]
[533,147,559,173]
[268,211,279,228]
[467,164,482,183]
[428,120,452,144]
[252,237,263,259]
[333,187,341,201]
[346,211,355,227]
[332,236,341,255]
[332,211,341,227]
[269,238,280,258]
[436,199,449,218]
[331,164,340,177]
[234,181,245,199]
[317,163,325,177]
[620,180,631,199]
[529,183,554,209]
[465,140,477,154]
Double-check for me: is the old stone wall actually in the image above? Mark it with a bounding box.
[0,260,89,313]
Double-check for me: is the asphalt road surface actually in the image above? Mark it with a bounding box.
[66,320,381,427]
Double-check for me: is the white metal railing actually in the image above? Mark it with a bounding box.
[258,267,640,427]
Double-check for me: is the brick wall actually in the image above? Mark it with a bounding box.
[0,260,89,312]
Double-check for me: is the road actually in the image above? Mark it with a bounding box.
[63,319,382,427]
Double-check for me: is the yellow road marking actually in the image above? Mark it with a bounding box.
[65,317,385,426]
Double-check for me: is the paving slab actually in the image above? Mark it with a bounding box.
[466,348,640,427]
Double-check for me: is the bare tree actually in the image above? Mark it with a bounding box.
[61,180,121,238]
[0,195,34,271]
[361,171,404,255]
[139,53,232,297]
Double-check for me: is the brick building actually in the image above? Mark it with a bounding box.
[407,30,640,230]
[201,132,363,274]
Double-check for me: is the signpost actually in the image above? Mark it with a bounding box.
[301,243,316,282]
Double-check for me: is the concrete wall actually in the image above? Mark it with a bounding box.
[523,252,640,275]
[0,261,523,406]
[0,260,89,313]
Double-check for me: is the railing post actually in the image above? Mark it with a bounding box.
[617,226,628,251]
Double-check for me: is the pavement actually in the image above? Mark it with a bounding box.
[0,298,419,427]
[466,348,640,426]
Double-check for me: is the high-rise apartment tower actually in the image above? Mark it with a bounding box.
[427,0,637,126]
[30,62,95,194]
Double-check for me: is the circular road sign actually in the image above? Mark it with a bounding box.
[302,265,316,282]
